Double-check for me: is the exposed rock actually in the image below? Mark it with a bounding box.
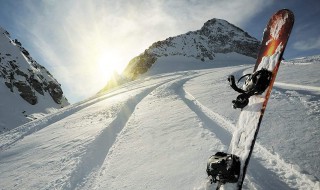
[4,81,13,92]
[46,81,63,104]
[125,52,157,80]
[15,69,28,79]
[30,78,44,95]
[14,81,37,105]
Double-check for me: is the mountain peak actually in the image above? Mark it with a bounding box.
[201,18,229,29]
[201,18,244,33]
[0,26,69,132]
[123,18,260,79]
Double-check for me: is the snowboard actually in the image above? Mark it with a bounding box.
[208,9,295,190]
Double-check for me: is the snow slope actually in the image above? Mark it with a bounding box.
[0,55,319,190]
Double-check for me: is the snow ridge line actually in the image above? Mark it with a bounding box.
[182,87,319,189]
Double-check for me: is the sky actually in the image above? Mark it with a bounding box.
[0,0,319,103]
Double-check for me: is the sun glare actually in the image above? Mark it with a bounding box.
[97,51,127,83]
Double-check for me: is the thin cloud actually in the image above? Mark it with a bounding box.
[293,37,320,51]
[14,0,270,102]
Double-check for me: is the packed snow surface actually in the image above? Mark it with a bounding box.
[0,55,319,190]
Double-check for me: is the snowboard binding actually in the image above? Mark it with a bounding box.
[206,152,240,184]
[228,68,272,109]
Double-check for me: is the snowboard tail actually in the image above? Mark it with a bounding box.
[207,9,294,190]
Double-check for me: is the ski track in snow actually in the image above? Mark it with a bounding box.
[58,72,213,190]
[60,86,157,189]
[75,71,216,190]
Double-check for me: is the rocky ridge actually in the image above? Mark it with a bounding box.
[0,27,69,132]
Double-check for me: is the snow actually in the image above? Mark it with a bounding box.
[0,54,319,190]
[147,53,255,76]
[270,13,288,40]
[257,43,283,71]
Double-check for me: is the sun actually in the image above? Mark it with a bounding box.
[97,51,127,83]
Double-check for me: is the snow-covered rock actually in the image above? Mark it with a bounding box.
[0,27,69,133]
[123,18,260,79]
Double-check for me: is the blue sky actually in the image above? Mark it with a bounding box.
[0,0,319,103]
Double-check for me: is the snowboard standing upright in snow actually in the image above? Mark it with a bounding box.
[206,9,294,190]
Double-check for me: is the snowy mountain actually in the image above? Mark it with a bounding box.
[0,53,319,189]
[123,18,260,80]
[0,27,69,133]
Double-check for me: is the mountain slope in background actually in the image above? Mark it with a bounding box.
[123,18,260,80]
[0,54,319,190]
[0,27,69,133]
